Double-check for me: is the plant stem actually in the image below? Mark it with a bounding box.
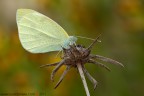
[77,63,90,96]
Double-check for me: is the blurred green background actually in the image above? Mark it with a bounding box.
[0,0,144,96]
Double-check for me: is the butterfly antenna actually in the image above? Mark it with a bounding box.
[86,34,101,50]
[76,36,95,41]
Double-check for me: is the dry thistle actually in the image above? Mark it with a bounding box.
[40,35,124,96]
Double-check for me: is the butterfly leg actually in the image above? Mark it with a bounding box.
[51,59,66,81]
[54,65,71,89]
[39,62,59,68]
[69,45,80,54]
[88,59,111,71]
[82,65,98,90]
[90,54,124,67]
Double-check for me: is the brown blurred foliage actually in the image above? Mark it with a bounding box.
[0,0,144,96]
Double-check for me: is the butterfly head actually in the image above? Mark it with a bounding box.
[62,36,77,49]
[69,36,77,45]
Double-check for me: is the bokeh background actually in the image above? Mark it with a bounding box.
[0,0,144,96]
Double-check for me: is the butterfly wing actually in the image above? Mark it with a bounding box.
[16,9,70,53]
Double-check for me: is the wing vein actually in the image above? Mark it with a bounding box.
[19,24,57,39]
[26,42,62,50]
[23,17,39,25]
[20,33,59,40]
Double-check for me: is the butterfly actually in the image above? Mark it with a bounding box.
[17,9,124,96]
[17,9,77,53]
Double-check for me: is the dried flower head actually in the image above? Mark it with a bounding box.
[40,35,124,95]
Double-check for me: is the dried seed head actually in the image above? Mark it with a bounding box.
[63,45,90,66]
[40,35,124,93]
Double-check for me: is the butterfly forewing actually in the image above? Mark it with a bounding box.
[17,9,69,53]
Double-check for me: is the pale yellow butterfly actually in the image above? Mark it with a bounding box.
[17,9,77,53]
